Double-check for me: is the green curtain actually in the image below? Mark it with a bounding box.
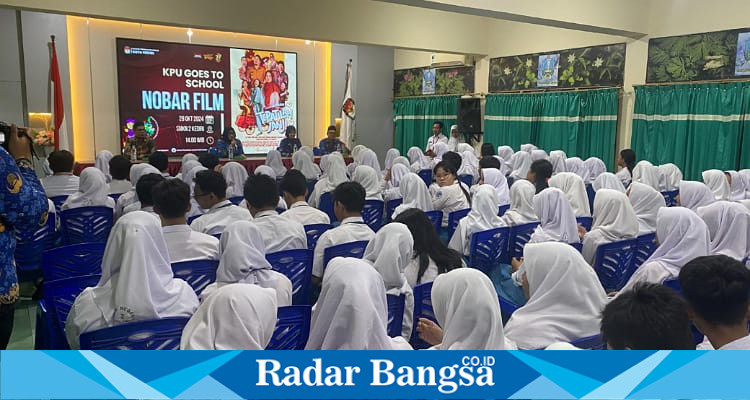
[631,82,750,181]
[484,89,618,170]
[393,96,459,153]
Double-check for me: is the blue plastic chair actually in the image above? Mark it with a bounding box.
[42,242,106,282]
[362,200,385,231]
[171,259,219,296]
[586,184,596,213]
[386,294,406,338]
[576,216,593,231]
[570,242,583,252]
[446,208,471,241]
[592,238,638,292]
[322,240,369,270]
[499,296,520,324]
[37,274,101,349]
[506,177,515,188]
[108,193,123,203]
[468,227,510,273]
[662,190,679,207]
[459,175,473,187]
[266,305,312,350]
[14,214,56,275]
[569,334,606,350]
[424,210,443,234]
[60,206,114,245]
[228,196,244,205]
[49,195,68,213]
[497,204,510,217]
[507,222,540,262]
[417,169,432,187]
[304,224,331,250]
[305,180,318,201]
[634,233,658,270]
[410,282,436,349]
[266,249,313,305]
[79,317,190,350]
[385,198,403,223]
[318,192,336,223]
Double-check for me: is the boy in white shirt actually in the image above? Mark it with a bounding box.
[122,173,164,216]
[245,173,307,254]
[312,181,375,286]
[153,178,220,263]
[280,170,330,226]
[680,255,750,350]
[149,151,172,178]
[41,150,79,197]
[107,155,132,194]
[190,170,251,235]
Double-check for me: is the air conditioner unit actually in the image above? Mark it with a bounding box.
[430,53,469,68]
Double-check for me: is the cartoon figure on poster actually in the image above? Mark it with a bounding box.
[735,32,750,76]
[537,54,560,87]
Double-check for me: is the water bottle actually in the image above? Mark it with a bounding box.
[228,145,234,160]
[130,145,137,161]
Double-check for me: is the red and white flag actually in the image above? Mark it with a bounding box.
[50,36,69,150]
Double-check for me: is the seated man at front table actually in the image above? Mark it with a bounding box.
[280,170,330,225]
[152,178,220,263]
[42,150,79,197]
[318,125,350,155]
[424,120,447,157]
[124,121,155,160]
[189,170,252,235]
[277,125,302,156]
[244,173,307,253]
[311,181,375,287]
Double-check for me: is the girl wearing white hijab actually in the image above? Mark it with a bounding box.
[584,157,606,184]
[392,156,411,169]
[447,125,461,152]
[501,179,537,226]
[530,149,548,161]
[66,212,199,349]
[593,172,626,193]
[221,162,248,198]
[449,185,506,256]
[115,164,162,219]
[496,146,514,162]
[632,160,661,191]
[418,268,514,350]
[627,182,666,235]
[520,143,537,153]
[678,180,715,211]
[697,201,750,263]
[581,189,639,265]
[725,170,746,201]
[352,165,383,201]
[509,151,532,180]
[183,164,208,219]
[565,157,590,182]
[549,150,568,175]
[351,144,367,159]
[455,143,472,154]
[505,242,607,349]
[457,150,479,180]
[702,169,730,200]
[264,149,287,178]
[407,146,431,172]
[175,153,199,181]
[383,163,410,201]
[392,173,433,219]
[309,155,349,208]
[619,207,710,294]
[179,160,201,185]
[529,187,578,244]
[479,168,510,207]
[305,257,412,350]
[363,223,415,340]
[95,150,113,183]
[383,148,400,173]
[180,283,277,350]
[291,151,320,181]
[359,149,383,177]
[548,172,591,217]
[658,163,682,191]
[431,142,449,165]
[204,221,292,306]
[61,167,116,211]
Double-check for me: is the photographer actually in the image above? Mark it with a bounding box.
[0,124,47,349]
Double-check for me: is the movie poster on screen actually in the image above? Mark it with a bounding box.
[735,32,750,76]
[230,49,297,154]
[537,54,560,87]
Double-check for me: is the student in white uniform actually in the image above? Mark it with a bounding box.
[549,172,591,217]
[407,146,431,172]
[182,163,208,219]
[416,268,514,350]
[584,157,606,184]
[391,173,433,220]
[457,150,479,181]
[627,182,666,235]
[430,161,471,227]
[725,170,746,201]
[189,170,252,235]
[677,180,715,212]
[581,189,639,265]
[221,162,248,198]
[618,207,709,294]
[203,221,292,306]
[501,179,537,226]
[291,150,319,181]
[65,211,199,349]
[363,223,414,340]
[180,283,278,350]
[509,151,532,181]
[264,149,288,178]
[505,242,607,350]
[244,174,307,253]
[305,257,412,350]
[702,169,730,201]
[312,182,376,285]
[174,153,198,181]
[248,166,288,212]
[425,121,448,156]
[565,157,590,182]
[351,165,383,201]
[478,168,510,207]
[431,142,449,167]
[280,170,330,226]
[383,148,400,175]
[383,163,410,201]
[94,150,113,183]
[148,151,171,178]
[530,149,548,162]
[308,155,348,208]
[391,156,411,169]
[107,156,132,195]
[152,179,220,263]
[393,208,463,288]
[632,160,661,191]
[449,185,506,257]
[115,164,161,219]
[601,282,695,350]
[658,163,682,191]
[60,167,116,211]
[122,173,164,215]
[548,150,567,175]
[496,146,514,163]
[358,149,383,178]
[615,149,635,187]
[680,256,750,350]
[697,201,750,263]
[42,150,80,197]
[528,187,579,245]
[593,172,626,193]
[446,125,461,152]
[526,159,553,194]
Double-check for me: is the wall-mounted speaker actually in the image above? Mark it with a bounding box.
[457,98,481,134]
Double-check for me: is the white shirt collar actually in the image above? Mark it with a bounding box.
[208,200,233,212]
[289,201,310,209]
[254,210,279,218]
[340,216,364,224]
[718,334,750,350]
[162,224,192,234]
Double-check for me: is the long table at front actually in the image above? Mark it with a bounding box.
[74,156,352,176]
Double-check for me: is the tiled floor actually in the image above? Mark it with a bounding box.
[7,299,37,350]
